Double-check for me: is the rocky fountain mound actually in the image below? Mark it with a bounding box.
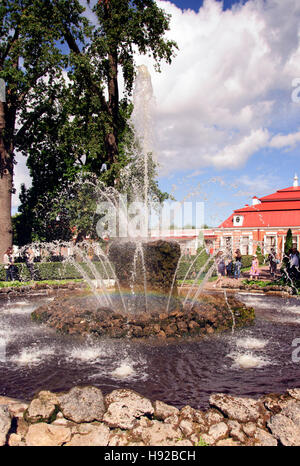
[31,240,254,340]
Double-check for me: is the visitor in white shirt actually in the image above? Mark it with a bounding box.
[289,248,300,279]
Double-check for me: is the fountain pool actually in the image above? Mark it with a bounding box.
[1,291,300,410]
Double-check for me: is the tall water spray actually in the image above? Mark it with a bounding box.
[131,64,156,236]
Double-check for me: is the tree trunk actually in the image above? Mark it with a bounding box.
[0,101,13,263]
[0,172,12,262]
[106,51,119,166]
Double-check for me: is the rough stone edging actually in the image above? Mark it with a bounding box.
[2,386,300,446]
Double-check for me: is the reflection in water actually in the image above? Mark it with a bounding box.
[0,292,300,409]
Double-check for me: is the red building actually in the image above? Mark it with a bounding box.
[203,175,300,257]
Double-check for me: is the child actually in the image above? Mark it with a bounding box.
[213,251,226,288]
[250,255,260,280]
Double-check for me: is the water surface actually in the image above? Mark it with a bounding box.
[0,292,300,410]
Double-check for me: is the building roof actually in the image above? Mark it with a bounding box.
[260,186,300,202]
[219,184,300,229]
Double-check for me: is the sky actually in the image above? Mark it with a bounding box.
[13,0,300,228]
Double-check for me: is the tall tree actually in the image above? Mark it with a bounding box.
[0,0,88,260]
[65,0,177,184]
[14,0,177,244]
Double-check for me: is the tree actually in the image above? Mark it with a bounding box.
[14,0,177,244]
[0,0,89,260]
[64,0,178,185]
[284,228,293,256]
[281,228,293,271]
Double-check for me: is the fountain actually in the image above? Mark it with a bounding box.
[2,70,300,448]
[29,65,254,340]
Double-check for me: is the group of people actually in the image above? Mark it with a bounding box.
[286,247,300,281]
[3,247,36,281]
[214,247,282,288]
[214,249,244,288]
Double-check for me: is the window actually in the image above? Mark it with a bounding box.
[233,215,244,226]
[292,236,298,249]
[224,237,233,254]
[265,235,276,253]
[240,236,249,255]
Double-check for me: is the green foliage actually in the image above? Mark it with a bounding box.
[195,437,209,447]
[0,261,114,282]
[242,254,264,268]
[242,279,274,287]
[255,245,265,264]
[0,279,82,288]
[284,228,293,255]
[13,0,178,244]
[176,248,211,280]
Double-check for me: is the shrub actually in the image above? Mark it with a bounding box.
[176,249,213,280]
[0,261,115,282]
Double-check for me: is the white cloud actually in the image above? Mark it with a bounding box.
[234,172,281,198]
[134,0,300,174]
[269,129,300,149]
[12,153,31,210]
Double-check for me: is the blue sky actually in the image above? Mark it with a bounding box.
[171,0,248,11]
[13,0,300,229]
[139,0,300,227]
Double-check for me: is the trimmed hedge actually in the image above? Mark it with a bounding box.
[176,250,213,280]
[0,253,265,283]
[0,261,115,282]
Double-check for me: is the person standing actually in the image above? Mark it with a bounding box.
[234,249,242,279]
[24,248,35,281]
[250,255,260,280]
[289,247,300,280]
[267,248,278,279]
[213,251,226,288]
[3,247,14,281]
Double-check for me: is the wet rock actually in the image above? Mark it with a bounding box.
[267,414,300,446]
[0,405,11,446]
[179,405,196,421]
[31,286,254,340]
[8,402,28,419]
[227,420,246,443]
[262,393,295,414]
[287,388,300,401]
[108,430,130,446]
[242,422,257,437]
[153,400,179,420]
[179,419,195,437]
[65,423,110,446]
[130,419,183,446]
[201,422,229,445]
[103,389,154,429]
[205,409,224,426]
[25,423,72,446]
[254,428,277,446]
[8,433,25,446]
[109,240,181,297]
[59,386,105,423]
[15,417,29,439]
[210,394,264,423]
[216,438,241,446]
[24,390,59,423]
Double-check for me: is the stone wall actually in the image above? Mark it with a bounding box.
[2,385,300,446]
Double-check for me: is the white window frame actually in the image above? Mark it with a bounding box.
[264,234,277,254]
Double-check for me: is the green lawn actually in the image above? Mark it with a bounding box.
[0,279,83,288]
